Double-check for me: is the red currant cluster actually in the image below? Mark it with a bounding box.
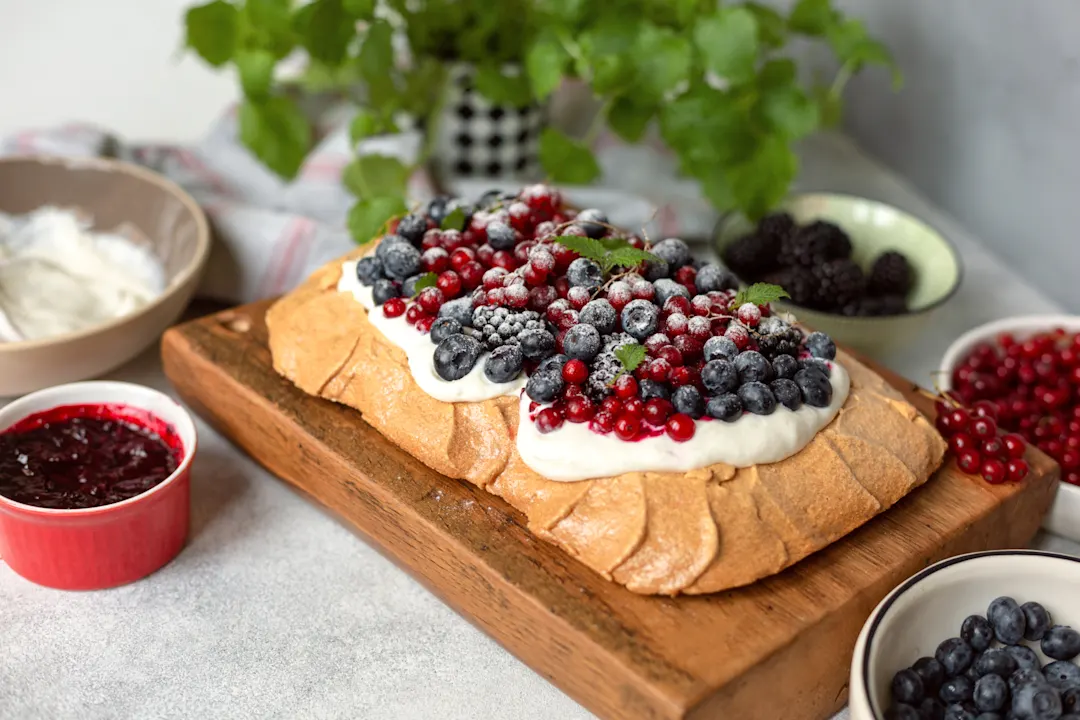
[934,397,1029,484]
[950,329,1080,486]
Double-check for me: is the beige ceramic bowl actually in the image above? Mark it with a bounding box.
[0,156,210,397]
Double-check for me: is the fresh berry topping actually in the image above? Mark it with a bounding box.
[669,365,698,388]
[703,335,739,362]
[771,379,802,410]
[664,312,689,337]
[405,303,426,326]
[981,458,1007,484]
[643,398,673,426]
[566,286,591,310]
[459,261,484,290]
[562,358,588,385]
[574,208,608,238]
[372,278,400,305]
[621,299,660,341]
[433,334,482,381]
[725,324,750,350]
[484,345,524,383]
[612,374,638,400]
[567,258,603,290]
[658,345,684,368]
[417,287,445,314]
[665,413,696,442]
[590,411,615,434]
[805,331,837,360]
[695,264,738,293]
[735,351,773,384]
[614,413,640,441]
[430,317,461,344]
[606,281,633,311]
[772,354,799,380]
[382,297,406,318]
[736,303,761,327]
[535,407,564,434]
[630,281,656,302]
[356,256,384,286]
[565,396,595,424]
[579,299,617,334]
[672,386,704,418]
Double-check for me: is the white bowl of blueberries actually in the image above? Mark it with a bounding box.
[849,550,1080,720]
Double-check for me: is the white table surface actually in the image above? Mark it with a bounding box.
[2,133,1078,720]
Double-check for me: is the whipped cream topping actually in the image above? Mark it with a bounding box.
[516,365,850,482]
[338,260,526,402]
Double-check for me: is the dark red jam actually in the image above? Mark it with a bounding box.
[0,404,183,510]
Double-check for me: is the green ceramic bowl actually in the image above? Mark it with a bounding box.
[713,193,962,356]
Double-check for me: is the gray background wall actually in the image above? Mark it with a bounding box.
[833,0,1080,310]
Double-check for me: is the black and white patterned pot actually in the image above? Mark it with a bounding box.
[430,63,546,182]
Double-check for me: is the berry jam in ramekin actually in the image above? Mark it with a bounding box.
[0,404,184,510]
[0,382,196,590]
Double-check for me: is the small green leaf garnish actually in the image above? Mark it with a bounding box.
[440,205,466,231]
[553,236,661,275]
[614,343,647,373]
[732,282,790,309]
[604,246,660,273]
[411,272,438,296]
[552,235,608,262]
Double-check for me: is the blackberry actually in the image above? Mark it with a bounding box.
[757,327,802,360]
[764,267,816,307]
[585,333,635,398]
[723,231,780,279]
[779,220,852,268]
[471,307,542,350]
[757,212,796,241]
[868,251,913,296]
[810,259,865,311]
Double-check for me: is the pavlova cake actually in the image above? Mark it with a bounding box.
[267,185,946,595]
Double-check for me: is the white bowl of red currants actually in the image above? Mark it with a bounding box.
[939,315,1080,543]
[849,550,1080,720]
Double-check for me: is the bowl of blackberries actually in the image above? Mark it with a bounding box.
[849,550,1080,720]
[715,193,962,355]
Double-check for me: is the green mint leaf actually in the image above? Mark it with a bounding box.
[342,0,375,20]
[412,272,438,296]
[552,235,608,263]
[614,343,647,374]
[760,81,820,140]
[473,64,532,108]
[349,109,381,145]
[693,8,759,85]
[726,135,798,221]
[606,96,654,144]
[744,3,787,48]
[788,0,837,36]
[606,247,661,271]
[358,20,394,83]
[660,85,754,175]
[235,49,275,98]
[184,1,239,67]
[238,96,311,180]
[348,197,407,245]
[633,24,692,100]
[343,154,409,199]
[538,128,601,185]
[732,282,791,309]
[302,0,354,66]
[399,57,447,117]
[441,206,466,231]
[826,19,902,87]
[577,18,637,95]
[243,0,295,59]
[526,30,568,101]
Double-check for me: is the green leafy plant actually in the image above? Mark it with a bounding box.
[183,0,898,242]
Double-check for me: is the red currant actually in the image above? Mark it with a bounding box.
[643,398,673,426]
[436,271,462,298]
[970,416,997,438]
[405,303,425,325]
[1006,458,1029,482]
[644,333,671,355]
[971,399,999,421]
[631,282,655,302]
[687,316,712,342]
[736,303,761,328]
[657,346,683,367]
[663,296,692,316]
[600,396,623,416]
[981,458,1007,485]
[957,449,982,474]
[949,433,976,454]
[535,408,564,434]
[613,374,638,400]
[725,324,750,350]
[665,413,695,442]
[647,358,672,382]
[417,287,445,314]
[673,335,704,364]
[1063,449,1080,470]
[556,309,579,330]
[382,297,406,318]
[421,247,450,273]
[664,313,689,337]
[590,411,615,434]
[459,261,484,290]
[415,315,435,334]
[670,366,698,388]
[566,397,595,424]
[690,295,712,317]
[614,413,641,441]
[562,359,588,384]
[492,250,517,271]
[981,436,1006,459]
[507,201,534,233]
[1002,433,1027,459]
[567,286,591,310]
[528,285,558,312]
[674,265,697,287]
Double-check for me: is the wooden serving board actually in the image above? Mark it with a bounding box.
[162,300,1059,720]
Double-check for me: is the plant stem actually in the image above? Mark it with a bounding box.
[583,97,613,148]
[829,60,855,101]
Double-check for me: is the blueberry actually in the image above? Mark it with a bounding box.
[672,386,705,419]
[735,350,773,384]
[372,278,401,305]
[433,334,482,381]
[1042,626,1080,661]
[1021,602,1053,642]
[893,668,926,705]
[486,221,517,250]
[519,328,555,360]
[377,239,422,280]
[973,713,1002,720]
[580,299,617,334]
[644,258,671,281]
[402,273,424,298]
[653,278,690,307]
[1064,686,1080,714]
[706,393,743,421]
[427,196,468,228]
[795,368,833,407]
[574,208,608,238]
[738,381,776,415]
[805,331,836,360]
[695,263,738,293]
[1011,681,1062,719]
[940,675,974,704]
[962,616,995,653]
[651,238,691,269]
[396,213,427,245]
[567,258,603,290]
[937,638,976,677]
[538,353,569,375]
[639,379,670,401]
[771,379,803,410]
[914,657,947,695]
[1005,645,1042,673]
[974,648,1017,678]
[988,597,1027,646]
[701,360,737,395]
[886,703,922,720]
[430,317,462,344]
[621,299,660,340]
[704,335,739,362]
[476,188,503,210]
[919,697,947,720]
[1009,667,1047,692]
[1043,660,1080,690]
[772,354,799,380]
[484,345,523,383]
[563,324,601,361]
[942,704,975,720]
[1060,714,1080,720]
[437,298,473,328]
[356,256,384,286]
[526,369,563,403]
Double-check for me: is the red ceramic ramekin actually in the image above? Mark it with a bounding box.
[0,382,196,590]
